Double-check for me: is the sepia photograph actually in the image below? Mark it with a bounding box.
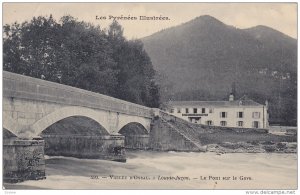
[1,2,298,192]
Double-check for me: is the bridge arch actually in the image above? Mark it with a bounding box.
[31,106,111,136]
[118,122,149,135]
[40,116,110,136]
[3,127,18,139]
[117,114,151,133]
[3,115,21,137]
[118,122,150,149]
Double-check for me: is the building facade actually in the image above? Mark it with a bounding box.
[167,95,269,129]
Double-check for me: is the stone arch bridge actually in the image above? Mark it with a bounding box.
[3,71,155,182]
[3,71,205,183]
[3,71,153,138]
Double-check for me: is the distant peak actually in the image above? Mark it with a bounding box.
[199,15,220,20]
[244,25,296,40]
[198,15,217,19]
[246,25,285,34]
[250,25,274,31]
[193,15,224,25]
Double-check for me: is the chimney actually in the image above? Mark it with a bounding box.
[265,100,269,108]
[229,93,234,101]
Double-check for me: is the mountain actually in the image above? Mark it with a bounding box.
[142,15,297,125]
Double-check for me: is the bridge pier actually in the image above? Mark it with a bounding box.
[3,137,46,183]
[41,134,126,162]
[124,135,150,150]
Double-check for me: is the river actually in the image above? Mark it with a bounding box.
[4,151,297,190]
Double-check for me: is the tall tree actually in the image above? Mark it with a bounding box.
[3,16,161,107]
[108,21,160,107]
[4,15,62,80]
[59,15,118,96]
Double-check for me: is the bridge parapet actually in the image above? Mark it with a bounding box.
[152,108,181,122]
[3,71,152,118]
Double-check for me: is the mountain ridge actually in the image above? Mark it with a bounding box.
[143,15,296,41]
[141,15,297,125]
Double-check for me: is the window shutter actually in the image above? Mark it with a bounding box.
[220,112,222,117]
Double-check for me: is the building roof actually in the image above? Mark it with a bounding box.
[168,97,263,108]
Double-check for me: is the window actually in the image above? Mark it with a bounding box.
[209,108,213,113]
[202,108,206,113]
[170,109,174,113]
[252,112,260,119]
[237,121,243,127]
[220,112,227,118]
[253,121,260,128]
[177,108,181,113]
[220,121,227,126]
[206,120,213,126]
[193,108,197,114]
[186,108,189,113]
[237,112,244,118]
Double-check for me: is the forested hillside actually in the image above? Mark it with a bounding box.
[142,15,297,125]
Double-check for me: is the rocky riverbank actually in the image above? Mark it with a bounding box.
[206,141,297,154]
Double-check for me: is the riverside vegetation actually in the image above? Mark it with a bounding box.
[3,15,160,108]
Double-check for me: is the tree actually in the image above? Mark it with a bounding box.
[108,21,160,107]
[3,15,161,107]
[4,15,62,79]
[59,15,118,96]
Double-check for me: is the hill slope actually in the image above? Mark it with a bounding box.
[142,15,297,125]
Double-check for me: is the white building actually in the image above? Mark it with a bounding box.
[167,95,269,129]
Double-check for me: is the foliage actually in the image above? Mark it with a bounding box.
[3,15,160,107]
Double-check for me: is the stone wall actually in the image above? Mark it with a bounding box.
[124,135,149,149]
[41,135,126,162]
[149,117,202,151]
[3,138,46,183]
[198,125,269,134]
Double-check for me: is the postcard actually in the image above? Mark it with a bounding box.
[2,2,297,192]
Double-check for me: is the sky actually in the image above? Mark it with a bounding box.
[3,3,297,39]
